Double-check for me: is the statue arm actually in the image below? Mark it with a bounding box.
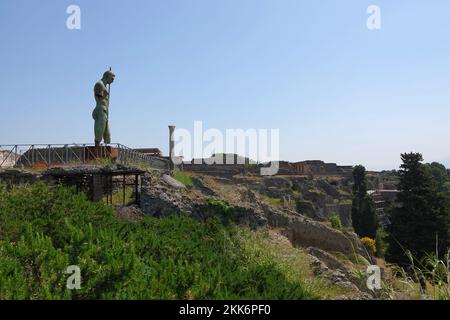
[94,82,108,99]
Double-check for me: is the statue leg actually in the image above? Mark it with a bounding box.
[104,120,111,145]
[93,111,107,157]
[94,113,107,144]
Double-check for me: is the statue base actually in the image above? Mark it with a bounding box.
[84,146,119,162]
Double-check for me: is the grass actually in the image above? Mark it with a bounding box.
[88,156,115,167]
[238,229,355,299]
[0,183,320,300]
[260,194,297,211]
[292,190,301,198]
[331,246,450,300]
[174,171,193,187]
[264,196,282,207]
[307,188,326,196]
[380,251,450,300]
[337,189,351,197]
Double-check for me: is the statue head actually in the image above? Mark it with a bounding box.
[102,70,115,84]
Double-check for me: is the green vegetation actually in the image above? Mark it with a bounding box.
[387,153,450,267]
[332,251,370,267]
[260,194,297,211]
[329,213,343,231]
[265,196,282,207]
[360,237,376,255]
[291,190,301,198]
[351,165,377,238]
[306,188,326,198]
[106,185,136,205]
[89,156,115,167]
[337,189,351,197]
[375,230,388,258]
[259,194,282,207]
[205,196,242,224]
[0,183,319,300]
[173,171,193,187]
[378,252,450,300]
[239,230,353,299]
[426,162,450,208]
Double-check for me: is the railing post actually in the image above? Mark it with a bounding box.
[0,145,3,167]
[48,144,51,167]
[135,174,139,205]
[123,175,126,205]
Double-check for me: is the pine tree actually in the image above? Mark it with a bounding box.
[386,153,450,266]
[351,165,377,238]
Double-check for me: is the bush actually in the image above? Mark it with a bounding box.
[329,213,343,231]
[205,196,240,224]
[361,237,376,255]
[375,230,388,258]
[0,184,317,300]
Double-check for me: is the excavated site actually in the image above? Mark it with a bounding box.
[0,164,384,299]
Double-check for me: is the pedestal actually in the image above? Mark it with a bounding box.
[84,146,119,162]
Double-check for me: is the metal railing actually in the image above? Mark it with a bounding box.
[116,144,169,169]
[0,143,169,170]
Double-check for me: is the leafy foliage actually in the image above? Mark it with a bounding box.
[0,183,317,300]
[329,213,343,231]
[386,153,450,267]
[360,237,376,255]
[426,162,450,208]
[351,165,377,238]
[375,229,388,258]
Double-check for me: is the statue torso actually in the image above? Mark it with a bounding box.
[94,80,109,111]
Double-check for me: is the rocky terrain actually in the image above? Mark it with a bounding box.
[0,166,377,299]
[140,171,376,299]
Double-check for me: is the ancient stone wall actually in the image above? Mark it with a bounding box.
[0,169,43,187]
[182,163,260,176]
[139,172,363,256]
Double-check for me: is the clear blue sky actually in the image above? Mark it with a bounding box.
[1,0,449,171]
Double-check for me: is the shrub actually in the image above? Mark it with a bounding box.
[361,237,376,255]
[0,184,317,300]
[205,196,240,224]
[329,213,343,231]
[375,230,388,258]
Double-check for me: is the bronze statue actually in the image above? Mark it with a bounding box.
[92,70,115,147]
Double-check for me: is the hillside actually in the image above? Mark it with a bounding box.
[0,183,355,299]
[1,167,448,300]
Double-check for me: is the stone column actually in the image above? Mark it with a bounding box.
[168,125,175,170]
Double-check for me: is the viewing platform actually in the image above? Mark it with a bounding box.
[0,143,169,171]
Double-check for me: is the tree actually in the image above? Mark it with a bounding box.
[386,153,450,266]
[351,165,377,238]
[426,162,448,192]
[426,162,450,207]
